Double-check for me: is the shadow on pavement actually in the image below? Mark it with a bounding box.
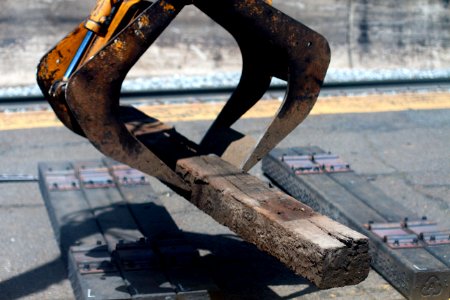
[0,200,318,299]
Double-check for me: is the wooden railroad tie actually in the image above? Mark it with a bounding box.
[176,155,370,288]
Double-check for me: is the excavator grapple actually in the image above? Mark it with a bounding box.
[35,0,371,289]
[37,0,330,192]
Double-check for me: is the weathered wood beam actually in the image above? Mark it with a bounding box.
[175,155,370,289]
[104,108,370,288]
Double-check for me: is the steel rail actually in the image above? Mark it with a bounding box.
[0,77,449,105]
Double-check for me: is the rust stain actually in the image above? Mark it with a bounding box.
[113,38,125,51]
[260,194,315,222]
[239,0,263,15]
[138,14,150,28]
[160,1,175,12]
[37,22,87,83]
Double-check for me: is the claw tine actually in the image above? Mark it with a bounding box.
[66,0,190,192]
[200,64,272,148]
[195,0,330,171]
[241,51,330,171]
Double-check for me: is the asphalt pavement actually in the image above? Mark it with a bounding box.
[0,0,449,299]
[0,98,449,299]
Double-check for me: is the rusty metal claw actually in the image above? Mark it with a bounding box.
[65,0,190,193]
[199,51,273,154]
[195,0,330,170]
[37,0,330,192]
[36,0,152,137]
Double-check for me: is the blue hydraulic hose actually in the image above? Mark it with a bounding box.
[63,30,95,81]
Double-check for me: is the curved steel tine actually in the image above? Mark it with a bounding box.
[199,54,272,149]
[200,0,276,145]
[37,23,88,136]
[241,20,330,171]
[66,0,190,193]
[194,0,330,171]
[241,60,327,171]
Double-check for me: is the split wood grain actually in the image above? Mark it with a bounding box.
[176,155,370,288]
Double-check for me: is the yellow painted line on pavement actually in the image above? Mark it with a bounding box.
[1,91,449,131]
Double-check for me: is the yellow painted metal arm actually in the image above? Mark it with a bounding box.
[85,0,122,33]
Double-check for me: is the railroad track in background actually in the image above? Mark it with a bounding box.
[0,71,449,105]
[0,76,449,132]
